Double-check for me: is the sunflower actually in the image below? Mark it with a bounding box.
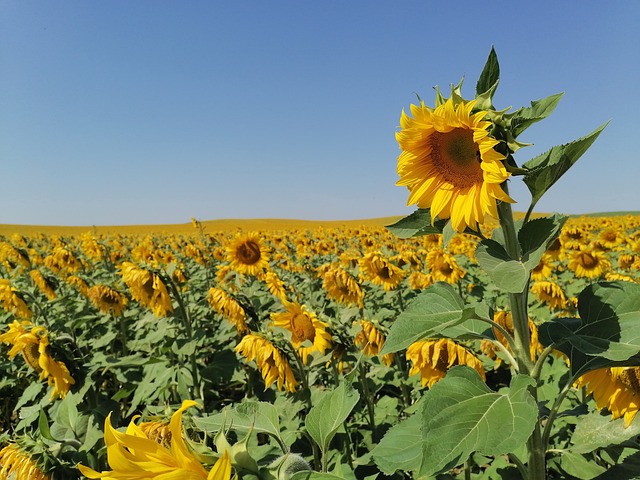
[560,225,586,250]
[264,271,289,302]
[597,228,625,250]
[119,262,173,317]
[43,246,82,275]
[0,443,49,480]
[322,266,364,307]
[87,285,128,317]
[0,280,32,319]
[207,287,248,335]
[396,97,513,233]
[406,338,485,388]
[575,367,640,427]
[354,320,393,366]
[408,271,434,290]
[271,301,332,365]
[530,254,555,282]
[78,400,232,479]
[567,245,611,279]
[619,254,636,270]
[358,252,405,291]
[66,275,90,297]
[235,333,298,392]
[226,233,269,277]
[426,249,466,284]
[0,321,75,399]
[480,311,542,365]
[530,280,567,310]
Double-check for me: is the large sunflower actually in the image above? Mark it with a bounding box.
[235,333,298,392]
[396,97,513,232]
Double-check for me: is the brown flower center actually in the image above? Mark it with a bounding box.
[617,368,640,394]
[237,241,261,265]
[579,253,597,269]
[291,313,316,343]
[22,343,42,372]
[430,128,483,188]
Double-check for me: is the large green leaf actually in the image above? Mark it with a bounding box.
[518,213,568,270]
[570,411,640,454]
[418,367,537,476]
[523,122,608,208]
[371,411,422,475]
[475,239,529,293]
[539,282,640,376]
[380,283,490,355]
[506,93,564,138]
[305,381,360,456]
[386,209,447,239]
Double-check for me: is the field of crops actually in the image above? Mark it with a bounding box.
[0,213,639,479]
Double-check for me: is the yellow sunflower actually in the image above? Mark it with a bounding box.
[207,287,248,335]
[619,254,636,270]
[226,233,269,277]
[354,320,393,366]
[87,285,128,317]
[0,280,32,319]
[322,266,364,307]
[396,97,513,233]
[406,338,485,388]
[78,400,232,479]
[480,311,542,365]
[567,245,611,279]
[575,367,640,427]
[0,443,49,480]
[426,249,466,284]
[264,271,289,302]
[531,281,567,310]
[408,271,434,291]
[530,254,555,282]
[0,321,75,399]
[358,252,405,291]
[270,301,332,365]
[235,333,298,392]
[119,262,173,317]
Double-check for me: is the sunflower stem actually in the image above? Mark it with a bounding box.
[358,363,376,431]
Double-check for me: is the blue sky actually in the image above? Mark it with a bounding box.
[2,1,638,226]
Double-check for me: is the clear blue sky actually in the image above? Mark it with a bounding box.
[2,1,638,226]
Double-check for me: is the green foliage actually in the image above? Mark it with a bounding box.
[385,209,447,239]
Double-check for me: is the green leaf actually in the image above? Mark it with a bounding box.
[386,209,447,239]
[560,452,607,479]
[474,239,529,293]
[371,411,422,475]
[38,409,56,442]
[540,282,640,376]
[418,368,537,477]
[523,122,608,208]
[380,283,489,355]
[476,47,499,99]
[518,213,568,270]
[593,451,640,479]
[290,473,346,480]
[570,411,640,454]
[305,381,360,456]
[506,93,564,138]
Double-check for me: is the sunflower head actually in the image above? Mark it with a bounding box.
[396,97,513,232]
[226,233,270,277]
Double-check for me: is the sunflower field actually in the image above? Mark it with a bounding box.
[2,49,640,480]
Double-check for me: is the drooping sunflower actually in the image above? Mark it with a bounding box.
[226,233,269,277]
[480,311,542,365]
[271,301,332,365]
[0,280,32,319]
[575,367,640,427]
[87,285,128,317]
[78,400,232,480]
[0,320,75,399]
[396,97,513,233]
[118,262,173,317]
[264,271,289,302]
[207,287,249,335]
[358,252,405,291]
[406,338,485,388]
[531,280,567,310]
[235,333,298,392]
[322,266,364,307]
[567,245,611,279]
[354,320,393,366]
[0,443,49,480]
[426,249,466,284]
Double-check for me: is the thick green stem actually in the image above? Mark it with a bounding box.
[497,188,545,479]
[358,363,376,430]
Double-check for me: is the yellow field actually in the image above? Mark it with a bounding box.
[0,216,403,236]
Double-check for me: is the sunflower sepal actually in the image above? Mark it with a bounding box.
[502,92,564,139]
[475,46,500,104]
